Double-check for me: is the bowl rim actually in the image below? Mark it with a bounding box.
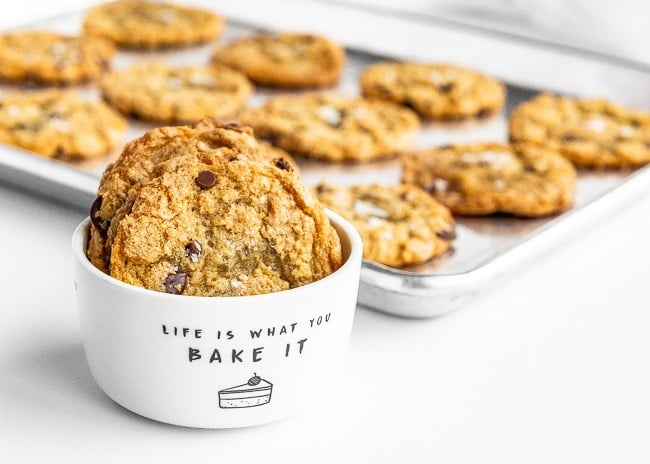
[72,209,363,303]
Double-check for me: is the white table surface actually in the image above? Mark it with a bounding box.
[1,2,650,463]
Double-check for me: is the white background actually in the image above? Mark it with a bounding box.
[1,1,650,463]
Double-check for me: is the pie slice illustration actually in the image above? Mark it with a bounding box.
[219,374,273,409]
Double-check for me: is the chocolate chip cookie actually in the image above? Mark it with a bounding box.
[240,94,420,162]
[87,119,296,272]
[0,31,115,85]
[100,62,252,123]
[509,93,650,168]
[401,142,577,217]
[360,62,506,120]
[108,150,341,296]
[0,90,126,159]
[83,0,223,48]
[212,33,345,88]
[315,183,455,267]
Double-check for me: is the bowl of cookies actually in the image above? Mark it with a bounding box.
[72,121,362,428]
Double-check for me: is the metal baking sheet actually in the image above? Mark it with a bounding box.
[1,1,650,318]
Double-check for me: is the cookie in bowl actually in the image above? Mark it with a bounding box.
[88,119,339,295]
[401,142,577,217]
[315,183,455,267]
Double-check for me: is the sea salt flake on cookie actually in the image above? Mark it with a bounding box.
[619,125,637,138]
[317,105,342,127]
[366,217,385,228]
[353,199,389,218]
[48,117,70,132]
[583,118,608,132]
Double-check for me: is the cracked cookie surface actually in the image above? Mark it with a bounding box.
[360,62,505,120]
[0,90,126,159]
[100,63,252,123]
[108,152,341,296]
[0,31,115,85]
[509,93,650,168]
[240,94,420,162]
[212,33,345,88]
[315,183,455,267]
[83,0,223,48]
[87,119,296,272]
[401,142,576,217]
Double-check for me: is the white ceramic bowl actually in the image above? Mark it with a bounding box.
[72,211,362,428]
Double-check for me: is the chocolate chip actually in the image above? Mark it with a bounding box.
[97,56,109,70]
[436,229,457,241]
[224,122,247,132]
[316,184,332,194]
[561,134,583,143]
[437,82,454,93]
[195,170,216,189]
[228,156,239,162]
[375,84,392,98]
[90,195,109,237]
[400,191,415,202]
[274,157,293,171]
[164,268,188,295]
[477,108,492,119]
[403,100,418,112]
[184,240,202,263]
[260,134,278,144]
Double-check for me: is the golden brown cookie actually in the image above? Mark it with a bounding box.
[0,31,115,85]
[240,94,420,162]
[360,62,506,120]
[509,93,650,169]
[0,90,126,159]
[100,62,252,123]
[401,142,576,217]
[108,151,341,296]
[315,183,455,267]
[87,120,296,272]
[211,33,345,88]
[83,0,223,49]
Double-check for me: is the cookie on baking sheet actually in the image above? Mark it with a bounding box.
[509,93,650,169]
[315,183,455,267]
[360,62,506,120]
[100,63,252,123]
[239,94,420,162]
[108,152,341,296]
[401,142,576,217]
[0,31,115,85]
[0,90,126,159]
[87,119,296,272]
[211,33,345,88]
[83,0,223,48]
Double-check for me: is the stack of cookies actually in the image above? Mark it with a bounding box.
[88,120,342,296]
